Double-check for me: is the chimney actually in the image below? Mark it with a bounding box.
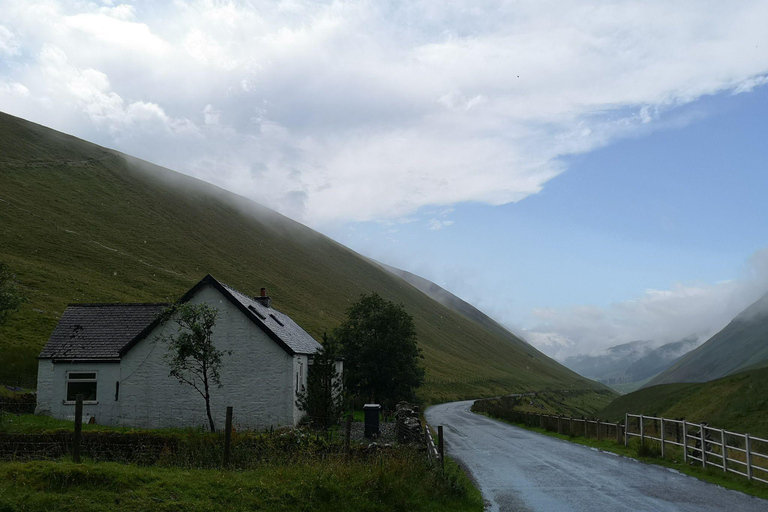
[254,288,271,308]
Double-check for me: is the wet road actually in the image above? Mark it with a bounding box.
[426,400,768,512]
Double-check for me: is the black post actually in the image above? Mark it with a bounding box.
[223,406,233,467]
[73,394,83,463]
[437,425,444,471]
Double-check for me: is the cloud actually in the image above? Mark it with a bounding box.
[524,248,768,360]
[428,219,454,230]
[1,1,768,225]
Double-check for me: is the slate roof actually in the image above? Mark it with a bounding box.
[39,275,323,361]
[38,303,168,360]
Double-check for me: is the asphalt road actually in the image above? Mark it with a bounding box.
[426,400,768,512]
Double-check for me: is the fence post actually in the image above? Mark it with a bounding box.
[596,419,601,441]
[437,425,444,472]
[640,415,644,446]
[660,418,665,458]
[223,406,233,467]
[345,414,352,457]
[570,417,574,437]
[624,414,628,446]
[73,394,83,463]
[558,416,562,435]
[682,421,688,463]
[539,414,544,429]
[746,434,753,481]
[700,423,707,468]
[721,429,727,473]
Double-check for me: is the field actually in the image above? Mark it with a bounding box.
[0,111,605,403]
[0,455,482,512]
[473,389,616,418]
[598,366,768,438]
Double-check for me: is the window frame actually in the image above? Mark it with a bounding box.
[64,370,99,404]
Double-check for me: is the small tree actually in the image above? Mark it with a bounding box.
[157,302,229,432]
[0,263,24,327]
[335,293,425,409]
[296,334,345,430]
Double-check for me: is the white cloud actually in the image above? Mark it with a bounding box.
[428,219,454,230]
[0,1,767,225]
[525,248,768,360]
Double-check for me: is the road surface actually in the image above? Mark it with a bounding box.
[426,400,768,512]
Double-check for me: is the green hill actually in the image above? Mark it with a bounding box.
[599,366,768,437]
[647,293,768,387]
[0,111,606,403]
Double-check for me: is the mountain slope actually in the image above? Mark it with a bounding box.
[0,111,606,402]
[647,293,768,386]
[377,263,531,350]
[562,340,653,382]
[599,366,768,438]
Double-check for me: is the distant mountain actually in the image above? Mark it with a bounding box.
[563,336,701,392]
[562,340,654,382]
[647,292,768,386]
[376,263,531,350]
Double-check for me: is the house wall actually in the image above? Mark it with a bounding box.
[38,284,299,430]
[34,360,120,423]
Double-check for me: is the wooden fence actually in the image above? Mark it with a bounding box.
[424,423,444,470]
[625,413,768,485]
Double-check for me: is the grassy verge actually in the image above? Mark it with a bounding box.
[476,411,768,500]
[0,452,482,512]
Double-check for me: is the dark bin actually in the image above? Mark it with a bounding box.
[363,404,381,439]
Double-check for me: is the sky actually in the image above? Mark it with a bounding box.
[1,1,767,360]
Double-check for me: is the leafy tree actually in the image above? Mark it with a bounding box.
[296,334,345,430]
[157,302,229,432]
[0,262,24,327]
[335,293,425,408]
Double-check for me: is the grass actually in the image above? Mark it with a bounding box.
[0,111,607,403]
[0,454,483,512]
[476,411,768,501]
[475,389,616,418]
[598,366,768,438]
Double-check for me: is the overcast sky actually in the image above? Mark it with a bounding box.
[2,1,767,359]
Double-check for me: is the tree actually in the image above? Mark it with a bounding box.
[157,302,229,432]
[296,334,345,430]
[0,263,24,327]
[334,293,425,408]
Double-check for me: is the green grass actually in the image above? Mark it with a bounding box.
[0,111,606,403]
[0,454,483,512]
[598,366,768,438]
[476,412,768,501]
[608,375,656,394]
[475,389,616,418]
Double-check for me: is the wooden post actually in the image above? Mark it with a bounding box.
[624,414,628,446]
[557,416,562,435]
[223,406,233,467]
[660,418,665,458]
[437,425,444,471]
[539,414,544,429]
[682,421,688,463]
[73,394,83,463]
[345,414,353,457]
[596,419,601,441]
[700,423,707,468]
[746,434,753,481]
[616,422,621,444]
[721,429,727,473]
[640,415,644,446]
[570,417,574,437]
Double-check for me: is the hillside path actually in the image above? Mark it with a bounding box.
[425,400,768,512]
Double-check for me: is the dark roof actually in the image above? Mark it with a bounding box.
[38,303,168,360]
[39,275,322,361]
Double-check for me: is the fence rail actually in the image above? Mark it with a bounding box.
[423,423,444,470]
[625,413,768,485]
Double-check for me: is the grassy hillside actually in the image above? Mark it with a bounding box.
[599,367,768,437]
[648,293,768,387]
[0,111,606,402]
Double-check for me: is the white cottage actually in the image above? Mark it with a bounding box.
[35,275,340,430]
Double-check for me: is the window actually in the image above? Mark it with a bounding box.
[66,371,97,402]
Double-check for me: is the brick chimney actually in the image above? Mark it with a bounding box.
[254,287,271,308]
